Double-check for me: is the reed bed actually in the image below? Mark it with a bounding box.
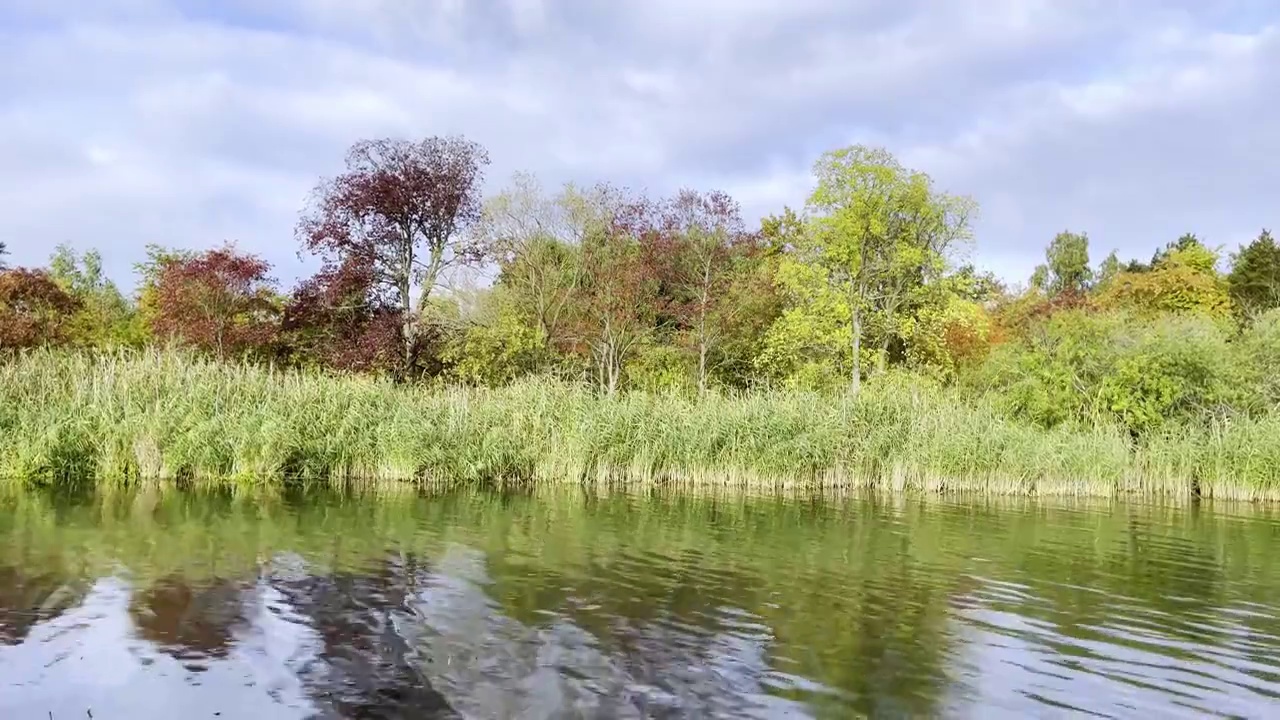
[1,349,1278,500]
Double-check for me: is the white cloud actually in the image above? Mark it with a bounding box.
[0,0,1276,289]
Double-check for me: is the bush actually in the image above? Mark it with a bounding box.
[966,309,1253,434]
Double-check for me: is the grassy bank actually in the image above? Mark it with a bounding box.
[1,350,1278,499]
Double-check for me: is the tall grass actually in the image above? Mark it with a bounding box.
[1,349,1277,499]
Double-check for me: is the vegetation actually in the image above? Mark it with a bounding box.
[1,349,1279,499]
[2,133,1280,496]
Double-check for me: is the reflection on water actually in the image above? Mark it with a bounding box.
[130,575,250,669]
[1,488,1279,718]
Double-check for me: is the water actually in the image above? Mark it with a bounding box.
[2,488,1279,719]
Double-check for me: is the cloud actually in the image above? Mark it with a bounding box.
[0,0,1276,289]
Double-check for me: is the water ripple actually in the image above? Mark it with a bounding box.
[1,490,1280,718]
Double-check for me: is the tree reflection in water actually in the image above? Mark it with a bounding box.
[269,554,458,719]
[0,565,87,646]
[128,574,250,670]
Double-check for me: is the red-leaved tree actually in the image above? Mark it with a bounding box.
[149,247,278,359]
[281,256,402,374]
[297,136,491,378]
[0,268,82,350]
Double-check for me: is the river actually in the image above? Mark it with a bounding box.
[1,486,1278,718]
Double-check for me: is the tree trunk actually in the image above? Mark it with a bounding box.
[399,238,417,379]
[698,262,712,395]
[400,276,415,378]
[605,342,620,396]
[406,244,446,381]
[850,306,862,396]
[696,301,709,394]
[698,341,708,395]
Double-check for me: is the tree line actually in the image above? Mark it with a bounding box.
[3,134,1279,432]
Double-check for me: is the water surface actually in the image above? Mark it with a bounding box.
[1,487,1279,718]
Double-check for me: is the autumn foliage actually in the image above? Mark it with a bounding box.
[0,269,81,350]
[281,256,402,374]
[149,247,278,359]
[4,133,1280,445]
[297,136,490,376]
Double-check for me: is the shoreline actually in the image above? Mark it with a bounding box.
[6,457,1278,504]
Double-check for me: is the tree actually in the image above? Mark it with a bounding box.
[899,283,994,379]
[1034,231,1092,296]
[772,145,974,394]
[282,255,402,374]
[149,246,279,358]
[867,175,975,373]
[948,264,1004,303]
[0,269,81,349]
[134,243,194,317]
[760,207,804,254]
[46,244,138,347]
[475,173,604,355]
[298,136,491,378]
[1152,233,1210,269]
[1096,251,1122,290]
[644,189,762,392]
[441,286,548,386]
[560,191,662,394]
[1228,229,1280,319]
[1098,246,1231,319]
[0,242,7,270]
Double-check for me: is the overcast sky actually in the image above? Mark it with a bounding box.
[1,0,1277,290]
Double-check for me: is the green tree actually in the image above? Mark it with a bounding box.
[552,189,661,394]
[766,145,973,394]
[759,206,804,255]
[756,253,855,390]
[948,264,1004,302]
[1034,231,1092,295]
[1100,245,1231,319]
[1240,308,1280,405]
[1228,229,1280,319]
[898,280,994,380]
[442,286,548,386]
[477,174,615,363]
[971,309,1247,434]
[1152,233,1213,270]
[1096,251,1122,290]
[46,244,139,347]
[133,244,197,343]
[0,241,7,270]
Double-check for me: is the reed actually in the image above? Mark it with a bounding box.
[1,349,1277,499]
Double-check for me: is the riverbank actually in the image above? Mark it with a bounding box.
[2,350,1278,500]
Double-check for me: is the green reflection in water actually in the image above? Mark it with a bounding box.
[1,486,1279,717]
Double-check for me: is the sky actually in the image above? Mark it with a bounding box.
[1,0,1277,290]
